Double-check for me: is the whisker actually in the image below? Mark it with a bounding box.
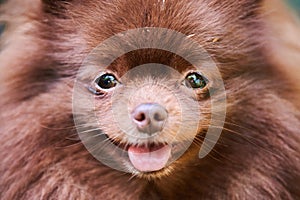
[54,141,83,149]
[79,127,102,134]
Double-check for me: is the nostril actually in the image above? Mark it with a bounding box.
[132,103,168,134]
[152,105,168,122]
[153,112,165,121]
[134,112,146,122]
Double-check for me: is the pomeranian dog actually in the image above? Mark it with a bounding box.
[0,0,299,199]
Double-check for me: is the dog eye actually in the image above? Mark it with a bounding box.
[184,72,208,89]
[95,73,118,89]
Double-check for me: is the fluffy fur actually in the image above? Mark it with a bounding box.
[0,0,300,199]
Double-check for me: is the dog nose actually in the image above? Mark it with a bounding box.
[132,103,168,135]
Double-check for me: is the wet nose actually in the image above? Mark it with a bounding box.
[132,103,168,135]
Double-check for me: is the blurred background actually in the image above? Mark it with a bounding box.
[288,0,300,13]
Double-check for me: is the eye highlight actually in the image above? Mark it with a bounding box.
[184,72,208,89]
[95,73,118,90]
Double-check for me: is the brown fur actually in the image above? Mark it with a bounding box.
[0,0,300,199]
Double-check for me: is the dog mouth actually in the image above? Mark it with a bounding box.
[107,136,172,172]
[127,143,171,172]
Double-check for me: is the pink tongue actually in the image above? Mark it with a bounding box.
[128,144,171,172]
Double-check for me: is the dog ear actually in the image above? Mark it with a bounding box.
[41,0,72,17]
[42,0,72,8]
[42,0,71,5]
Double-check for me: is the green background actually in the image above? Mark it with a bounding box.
[288,0,300,13]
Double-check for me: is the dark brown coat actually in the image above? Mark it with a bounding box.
[0,0,299,199]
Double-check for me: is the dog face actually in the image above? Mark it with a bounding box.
[49,0,265,177]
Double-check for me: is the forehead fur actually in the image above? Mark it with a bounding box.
[40,0,265,72]
[1,0,270,105]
